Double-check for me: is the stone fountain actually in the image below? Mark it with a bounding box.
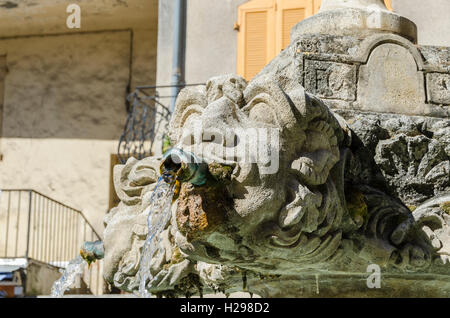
[101,0,450,297]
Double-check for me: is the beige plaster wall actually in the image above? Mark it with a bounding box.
[392,0,450,46]
[0,0,158,37]
[0,32,130,235]
[154,0,247,155]
[0,0,159,237]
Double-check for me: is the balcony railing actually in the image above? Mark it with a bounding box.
[0,189,103,295]
[118,84,205,164]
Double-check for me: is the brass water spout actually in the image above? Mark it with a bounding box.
[160,148,208,186]
[80,240,104,266]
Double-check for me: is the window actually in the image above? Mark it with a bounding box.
[237,0,393,80]
[237,0,277,81]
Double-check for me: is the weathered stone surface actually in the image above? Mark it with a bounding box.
[419,46,450,72]
[337,111,450,205]
[176,182,228,242]
[103,75,450,297]
[357,44,426,115]
[427,73,450,105]
[102,1,450,297]
[304,60,356,101]
[292,0,417,43]
[259,31,450,119]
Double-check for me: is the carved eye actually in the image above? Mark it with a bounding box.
[129,166,158,187]
[248,102,276,126]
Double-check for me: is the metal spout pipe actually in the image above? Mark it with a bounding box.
[160,148,208,186]
[80,240,104,265]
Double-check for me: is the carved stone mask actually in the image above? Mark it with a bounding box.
[168,74,349,274]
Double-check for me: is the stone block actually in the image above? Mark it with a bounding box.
[357,43,427,115]
[427,73,450,105]
[304,59,357,101]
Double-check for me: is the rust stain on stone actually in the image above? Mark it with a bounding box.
[176,182,228,241]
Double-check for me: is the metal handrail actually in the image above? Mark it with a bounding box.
[0,189,104,295]
[1,189,101,239]
[0,189,101,265]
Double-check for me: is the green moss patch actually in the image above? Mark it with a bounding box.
[441,201,450,215]
[208,163,233,181]
[163,247,185,270]
[345,188,368,228]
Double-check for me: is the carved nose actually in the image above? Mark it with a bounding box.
[202,97,241,130]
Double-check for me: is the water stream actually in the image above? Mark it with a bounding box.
[136,174,177,298]
[50,255,87,298]
[50,171,177,298]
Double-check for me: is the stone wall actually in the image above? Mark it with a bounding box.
[0,32,128,235]
[25,260,68,296]
[269,33,450,118]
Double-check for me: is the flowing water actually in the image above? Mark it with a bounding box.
[136,174,177,298]
[50,173,177,298]
[50,255,87,298]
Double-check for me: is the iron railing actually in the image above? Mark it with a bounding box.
[0,189,103,295]
[117,84,205,164]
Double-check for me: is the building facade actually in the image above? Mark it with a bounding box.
[156,0,450,91]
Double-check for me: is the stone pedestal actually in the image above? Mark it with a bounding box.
[269,0,449,118]
[320,0,389,11]
[292,0,417,43]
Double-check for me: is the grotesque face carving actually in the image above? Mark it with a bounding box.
[167,74,352,273]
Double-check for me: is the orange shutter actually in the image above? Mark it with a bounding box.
[237,0,276,80]
[384,0,392,11]
[275,0,314,52]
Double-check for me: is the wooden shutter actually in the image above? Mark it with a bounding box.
[237,0,276,80]
[384,0,392,11]
[275,0,314,53]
